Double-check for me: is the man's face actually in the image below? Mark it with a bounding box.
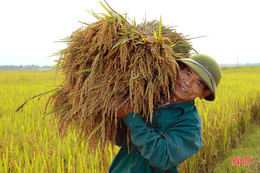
[173,66,210,103]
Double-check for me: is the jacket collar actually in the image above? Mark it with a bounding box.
[161,100,195,114]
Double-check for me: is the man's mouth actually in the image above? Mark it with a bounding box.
[179,84,188,93]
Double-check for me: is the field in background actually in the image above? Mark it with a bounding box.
[0,66,259,172]
[214,124,260,172]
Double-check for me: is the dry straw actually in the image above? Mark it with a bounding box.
[46,2,193,151]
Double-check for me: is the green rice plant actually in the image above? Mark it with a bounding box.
[0,69,122,172]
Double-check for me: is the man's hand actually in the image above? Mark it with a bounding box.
[116,104,132,118]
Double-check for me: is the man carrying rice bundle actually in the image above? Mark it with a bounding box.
[109,54,222,173]
[38,3,222,172]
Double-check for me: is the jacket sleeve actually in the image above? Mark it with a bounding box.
[123,112,202,170]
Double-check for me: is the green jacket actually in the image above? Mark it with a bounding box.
[109,101,202,173]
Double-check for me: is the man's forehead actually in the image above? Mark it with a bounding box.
[183,66,196,74]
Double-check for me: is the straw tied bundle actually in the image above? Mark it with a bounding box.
[48,5,193,151]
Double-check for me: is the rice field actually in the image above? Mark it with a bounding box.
[0,66,259,172]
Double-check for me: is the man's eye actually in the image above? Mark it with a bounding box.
[195,81,201,86]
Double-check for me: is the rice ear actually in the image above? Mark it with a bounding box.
[47,2,193,153]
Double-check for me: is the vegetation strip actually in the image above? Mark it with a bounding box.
[0,66,258,172]
[214,124,260,172]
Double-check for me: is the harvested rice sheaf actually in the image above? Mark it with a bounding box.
[48,4,193,151]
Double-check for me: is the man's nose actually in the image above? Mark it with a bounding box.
[184,79,192,87]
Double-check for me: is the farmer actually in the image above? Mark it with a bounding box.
[109,54,222,173]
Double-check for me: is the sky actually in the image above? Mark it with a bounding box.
[0,0,259,66]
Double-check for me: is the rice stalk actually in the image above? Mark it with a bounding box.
[46,2,193,152]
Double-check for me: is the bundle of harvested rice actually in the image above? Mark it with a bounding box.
[47,3,193,151]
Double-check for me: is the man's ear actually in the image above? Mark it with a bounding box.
[199,90,211,99]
